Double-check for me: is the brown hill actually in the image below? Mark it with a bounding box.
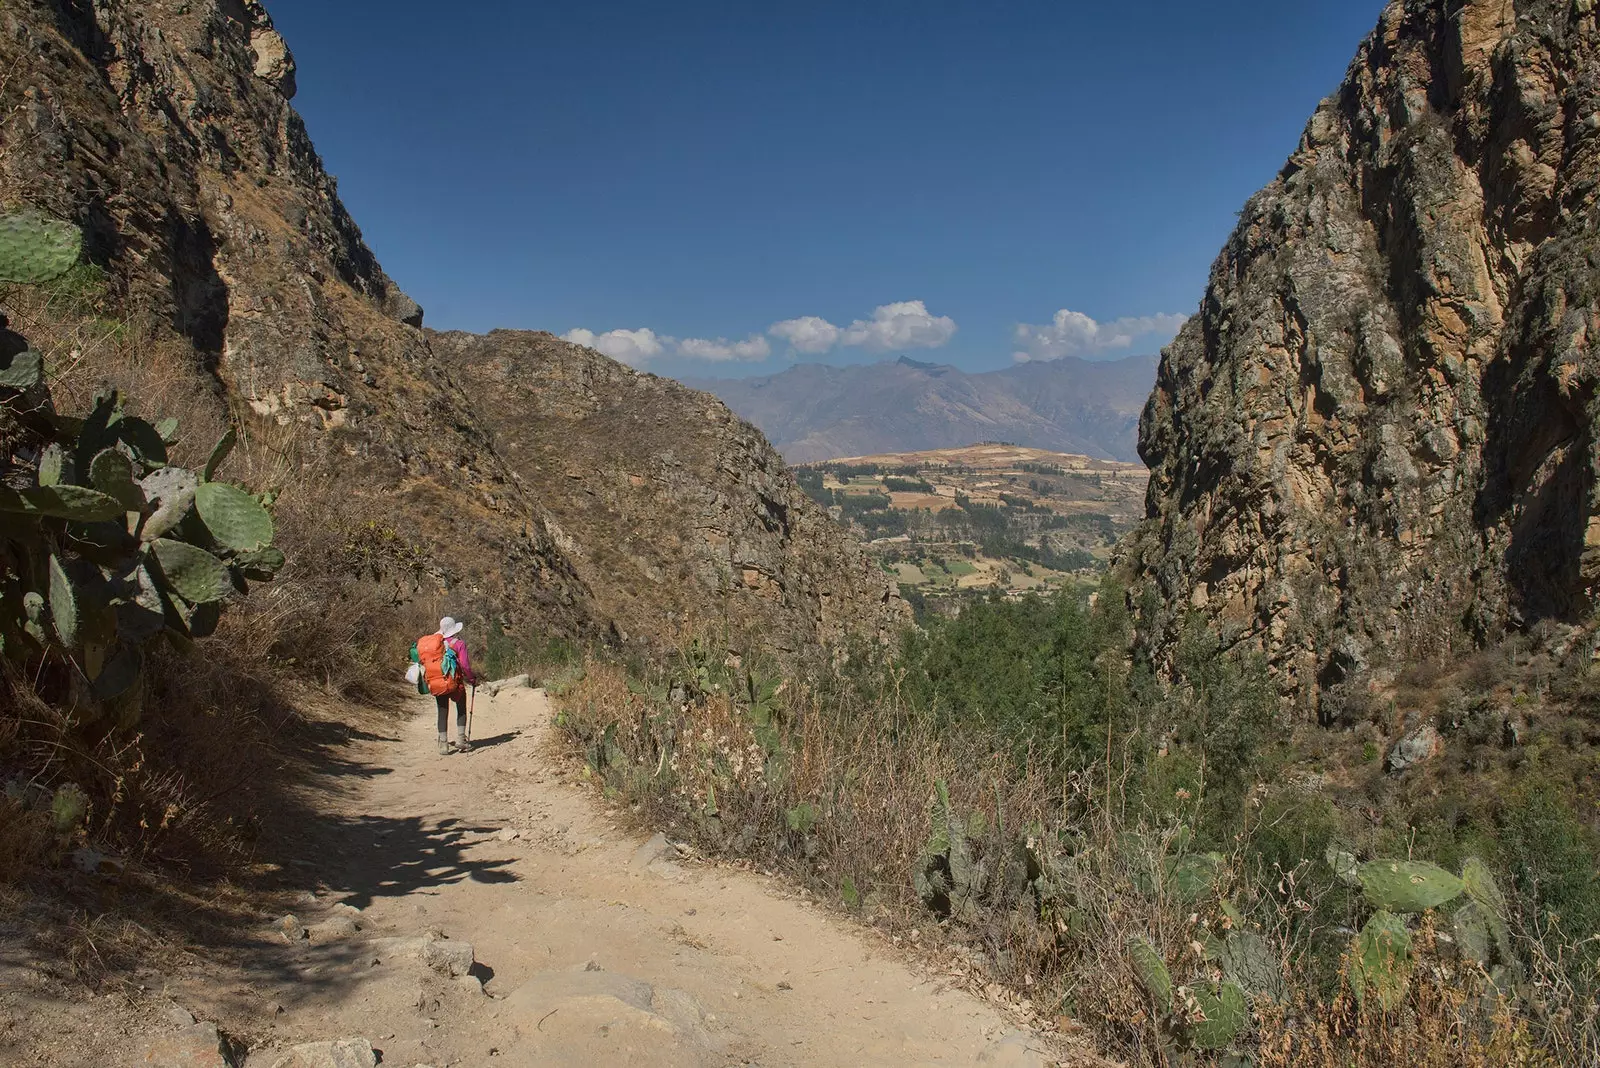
[1128,0,1600,709]
[431,329,909,652]
[0,0,899,656]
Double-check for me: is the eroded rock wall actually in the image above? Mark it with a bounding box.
[1130,0,1600,709]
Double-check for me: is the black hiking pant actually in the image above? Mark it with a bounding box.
[436,690,467,737]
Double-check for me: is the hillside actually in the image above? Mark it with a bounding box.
[689,353,1156,464]
[430,329,908,653]
[1128,0,1600,709]
[794,444,1147,609]
[0,0,898,659]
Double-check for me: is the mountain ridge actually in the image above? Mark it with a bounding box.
[687,352,1156,465]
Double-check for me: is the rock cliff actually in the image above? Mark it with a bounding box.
[431,330,909,652]
[0,0,901,655]
[1129,0,1600,711]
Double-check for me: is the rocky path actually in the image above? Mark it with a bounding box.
[124,685,1077,1067]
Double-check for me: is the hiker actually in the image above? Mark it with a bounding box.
[414,616,478,755]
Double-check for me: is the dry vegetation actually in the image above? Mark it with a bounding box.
[0,273,463,983]
[553,608,1600,1066]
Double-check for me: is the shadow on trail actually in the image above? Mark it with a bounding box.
[459,730,519,753]
[318,815,520,910]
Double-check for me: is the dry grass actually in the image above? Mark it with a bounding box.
[554,644,1596,1066]
[0,279,446,986]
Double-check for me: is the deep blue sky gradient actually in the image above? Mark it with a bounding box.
[266,0,1388,377]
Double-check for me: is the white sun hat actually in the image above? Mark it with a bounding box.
[439,616,464,638]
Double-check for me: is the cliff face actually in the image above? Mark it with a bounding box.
[431,330,910,653]
[0,0,902,656]
[1130,0,1600,709]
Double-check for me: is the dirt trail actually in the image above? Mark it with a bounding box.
[125,686,1079,1067]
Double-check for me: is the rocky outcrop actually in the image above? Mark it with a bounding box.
[0,0,592,635]
[0,1,901,656]
[432,330,910,653]
[1129,0,1600,711]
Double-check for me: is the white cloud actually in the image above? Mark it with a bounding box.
[1012,309,1188,362]
[840,300,958,352]
[767,301,957,356]
[675,334,772,362]
[562,326,666,365]
[768,315,842,354]
[569,299,961,366]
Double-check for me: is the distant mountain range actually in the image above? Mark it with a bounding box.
[686,354,1157,465]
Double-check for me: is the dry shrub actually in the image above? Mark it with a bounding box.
[555,645,1597,1066]
[1256,955,1554,1067]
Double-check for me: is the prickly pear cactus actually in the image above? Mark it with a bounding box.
[1349,909,1413,1010]
[1219,928,1285,1002]
[0,211,82,284]
[914,779,986,916]
[1164,851,1224,903]
[0,215,284,723]
[1127,936,1174,1013]
[1356,859,1464,913]
[1183,980,1247,1050]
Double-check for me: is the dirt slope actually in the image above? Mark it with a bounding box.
[3,687,1084,1067]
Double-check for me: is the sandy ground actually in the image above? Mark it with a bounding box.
[5,686,1095,1067]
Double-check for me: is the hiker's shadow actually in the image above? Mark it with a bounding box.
[464,731,518,752]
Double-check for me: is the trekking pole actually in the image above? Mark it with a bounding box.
[468,684,476,741]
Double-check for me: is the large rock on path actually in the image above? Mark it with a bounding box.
[266,1038,378,1068]
[138,1023,236,1067]
[497,968,716,1066]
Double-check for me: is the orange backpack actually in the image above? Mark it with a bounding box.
[416,633,462,697]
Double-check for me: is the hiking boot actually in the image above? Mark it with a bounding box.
[437,740,450,756]
[454,738,473,753]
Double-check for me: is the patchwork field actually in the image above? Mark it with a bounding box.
[794,444,1148,612]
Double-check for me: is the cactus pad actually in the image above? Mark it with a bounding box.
[89,448,143,511]
[236,546,286,580]
[0,349,43,390]
[1349,909,1413,1010]
[0,484,124,521]
[1185,980,1248,1050]
[1220,929,1285,1001]
[48,554,77,647]
[1165,851,1224,903]
[0,212,82,283]
[204,427,238,481]
[91,642,143,701]
[37,444,65,487]
[139,467,198,542]
[149,539,232,604]
[1357,859,1464,913]
[195,481,274,552]
[1127,936,1173,1013]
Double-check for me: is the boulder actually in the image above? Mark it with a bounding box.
[484,674,531,697]
[420,934,476,978]
[138,1023,235,1067]
[1387,724,1444,773]
[267,1039,377,1068]
[630,832,672,871]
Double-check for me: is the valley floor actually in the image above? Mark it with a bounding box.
[2,687,1086,1067]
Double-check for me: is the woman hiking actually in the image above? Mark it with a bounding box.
[414,616,479,755]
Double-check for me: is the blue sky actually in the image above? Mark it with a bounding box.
[267,0,1387,379]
